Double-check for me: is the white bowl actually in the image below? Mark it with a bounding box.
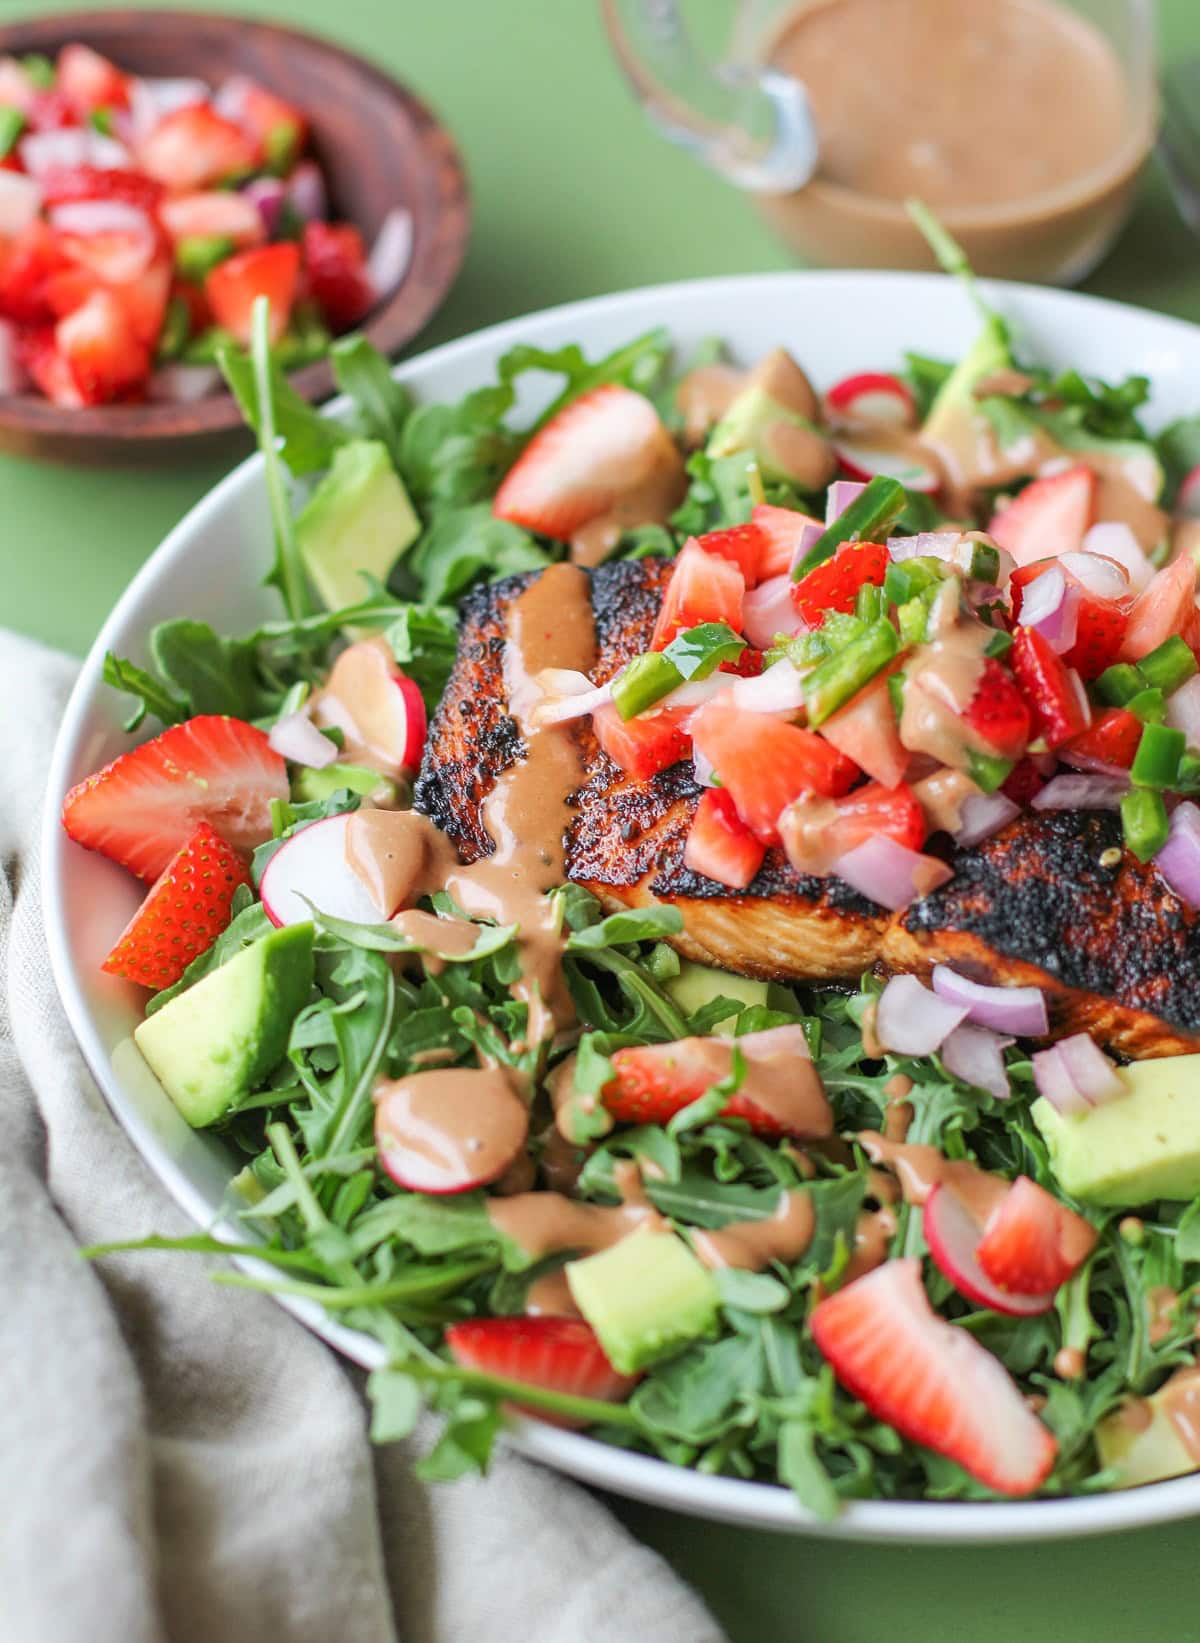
[42,270,1200,1543]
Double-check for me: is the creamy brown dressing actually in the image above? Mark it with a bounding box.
[692,1189,816,1272]
[900,601,994,771]
[676,362,747,447]
[487,1189,663,1261]
[913,768,982,836]
[764,419,838,491]
[568,421,686,568]
[778,792,839,878]
[390,908,483,972]
[860,1132,1010,1223]
[374,1067,529,1192]
[882,1074,915,1142]
[1053,1346,1086,1380]
[1147,1286,1181,1346]
[310,636,411,773]
[652,1032,834,1139]
[524,1268,581,1317]
[344,808,458,918]
[1162,1367,1200,1463]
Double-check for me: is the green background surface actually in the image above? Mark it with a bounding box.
[5,0,1200,1636]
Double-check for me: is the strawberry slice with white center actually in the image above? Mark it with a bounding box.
[493,384,680,542]
[975,1176,1098,1297]
[62,714,289,882]
[989,465,1096,567]
[809,1258,1058,1496]
[690,702,858,844]
[445,1316,642,1428]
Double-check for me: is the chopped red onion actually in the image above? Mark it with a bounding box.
[931,965,1048,1036]
[287,159,328,222]
[728,658,805,715]
[128,75,208,139]
[21,128,129,177]
[243,175,287,237]
[1056,1033,1125,1106]
[529,675,614,726]
[366,207,413,299]
[146,364,221,403]
[833,835,954,911]
[951,791,1020,848]
[50,199,153,239]
[663,674,730,712]
[692,746,719,788]
[212,75,252,125]
[887,531,963,562]
[1155,799,1200,909]
[0,317,27,396]
[825,479,865,523]
[0,171,40,236]
[875,974,967,1056]
[1082,522,1153,594]
[940,1024,1014,1100]
[1059,549,1130,602]
[1032,1046,1091,1115]
[788,522,825,578]
[268,711,340,769]
[742,574,803,649]
[1167,676,1200,749]
[1057,745,1128,777]
[1032,772,1127,810]
[1019,565,1080,654]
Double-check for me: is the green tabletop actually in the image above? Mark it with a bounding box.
[7,0,1200,1635]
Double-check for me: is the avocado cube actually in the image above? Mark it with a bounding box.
[292,761,398,807]
[665,960,770,1032]
[134,923,315,1127]
[566,1227,719,1374]
[296,440,420,614]
[1096,1389,1198,1488]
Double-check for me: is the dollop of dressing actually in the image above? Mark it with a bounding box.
[859,1131,1010,1224]
[310,635,412,773]
[374,1067,529,1192]
[692,1190,816,1272]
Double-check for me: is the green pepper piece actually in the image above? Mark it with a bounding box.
[883,556,943,607]
[1126,686,1166,725]
[612,652,684,721]
[662,621,746,681]
[1177,751,1200,793]
[175,235,235,283]
[984,627,1014,659]
[1137,634,1197,696]
[793,476,907,581]
[155,295,192,362]
[21,54,54,89]
[0,106,25,159]
[897,591,936,647]
[887,671,906,720]
[1094,662,1145,708]
[966,750,1014,794]
[960,538,1001,584]
[855,582,885,624]
[88,106,115,136]
[803,620,900,727]
[1121,787,1169,861]
[1131,722,1185,789]
[265,119,303,176]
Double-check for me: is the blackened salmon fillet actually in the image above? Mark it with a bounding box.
[414,559,1200,1057]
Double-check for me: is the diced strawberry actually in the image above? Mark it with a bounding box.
[1010,628,1090,749]
[960,656,1032,759]
[592,701,691,780]
[61,715,289,882]
[221,76,308,155]
[26,89,78,132]
[494,384,680,543]
[989,465,1096,567]
[41,165,165,213]
[650,539,745,650]
[682,787,765,889]
[57,43,129,113]
[720,646,763,678]
[1119,554,1200,663]
[1009,560,1130,681]
[1062,707,1142,772]
[696,522,765,588]
[301,219,373,331]
[751,503,823,580]
[205,241,299,345]
[56,221,158,285]
[101,821,251,989]
[818,670,908,787]
[445,1317,640,1428]
[138,104,262,191]
[832,780,926,855]
[1000,756,1048,807]
[55,286,149,402]
[606,1026,819,1139]
[159,189,265,247]
[809,1258,1058,1496]
[691,703,858,844]
[0,220,66,324]
[790,540,888,626]
[975,1177,1097,1297]
[17,325,84,407]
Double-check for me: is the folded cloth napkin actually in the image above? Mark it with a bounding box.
[0,630,725,1643]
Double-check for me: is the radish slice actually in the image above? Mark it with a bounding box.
[924,1184,1054,1316]
[833,835,954,911]
[146,364,222,403]
[311,645,426,775]
[825,478,865,522]
[0,318,27,395]
[940,1024,1014,1101]
[952,791,1020,848]
[375,1068,529,1194]
[1155,799,1200,909]
[728,658,805,715]
[260,813,388,927]
[826,371,917,428]
[287,158,328,222]
[1031,772,1127,811]
[268,711,339,769]
[931,966,1048,1036]
[834,438,939,493]
[394,672,428,770]
[875,973,967,1055]
[1178,466,1200,521]
[1081,522,1153,594]
[0,170,40,235]
[366,206,413,299]
[1166,676,1200,749]
[742,574,804,649]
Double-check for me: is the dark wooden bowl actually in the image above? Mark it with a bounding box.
[0,9,470,463]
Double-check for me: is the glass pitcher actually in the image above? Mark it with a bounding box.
[601,0,1156,284]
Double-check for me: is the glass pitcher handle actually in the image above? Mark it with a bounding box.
[601,0,818,192]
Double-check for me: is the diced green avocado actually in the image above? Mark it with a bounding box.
[1032,1054,1200,1207]
[707,383,826,487]
[921,319,1012,451]
[296,440,420,614]
[665,960,770,1032]
[134,924,315,1127]
[566,1226,719,1374]
[1095,1389,1198,1488]
[292,761,398,806]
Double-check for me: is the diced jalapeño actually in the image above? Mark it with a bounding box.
[1095,663,1145,708]
[1121,787,1169,862]
[1130,722,1185,790]
[1137,635,1197,697]
[612,652,683,720]
[792,476,907,580]
[803,620,900,726]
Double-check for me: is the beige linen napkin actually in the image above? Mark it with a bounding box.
[0,630,724,1643]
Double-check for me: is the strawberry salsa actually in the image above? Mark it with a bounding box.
[0,42,410,405]
[70,254,1200,1511]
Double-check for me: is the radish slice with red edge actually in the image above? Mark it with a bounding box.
[951,791,1020,848]
[833,836,953,913]
[931,965,1048,1036]
[834,438,939,493]
[374,1067,528,1194]
[924,1183,1055,1316]
[267,710,339,769]
[260,813,388,928]
[1177,466,1200,521]
[1155,799,1200,909]
[875,973,966,1056]
[826,371,917,428]
[825,479,865,523]
[940,1024,1014,1100]
[1031,772,1127,810]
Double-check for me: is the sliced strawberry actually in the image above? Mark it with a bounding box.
[0,220,66,324]
[691,702,858,845]
[494,385,680,543]
[960,656,1032,760]
[606,1026,817,1139]
[651,540,745,650]
[220,76,308,156]
[1000,756,1048,807]
[976,1177,1097,1297]
[26,90,78,132]
[818,670,907,787]
[18,325,84,407]
[56,43,129,113]
[445,1317,641,1428]
[751,503,824,580]
[1010,628,1090,749]
[989,465,1096,567]
[1009,560,1130,681]
[61,715,289,882]
[1120,554,1200,663]
[695,522,765,588]
[302,219,374,331]
[682,787,765,889]
[593,701,691,780]
[41,164,165,213]
[138,104,262,192]
[923,1183,1056,1318]
[0,57,36,117]
[159,189,265,247]
[101,821,251,989]
[809,1258,1058,1496]
[1062,707,1142,771]
[790,540,888,627]
[832,780,926,855]
[55,287,148,403]
[205,241,299,345]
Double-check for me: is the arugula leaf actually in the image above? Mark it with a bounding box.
[330,333,412,461]
[903,351,953,419]
[219,339,351,476]
[246,297,314,620]
[565,905,684,951]
[408,504,549,603]
[150,618,276,719]
[385,603,458,710]
[102,650,188,732]
[398,386,520,508]
[1157,415,1200,506]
